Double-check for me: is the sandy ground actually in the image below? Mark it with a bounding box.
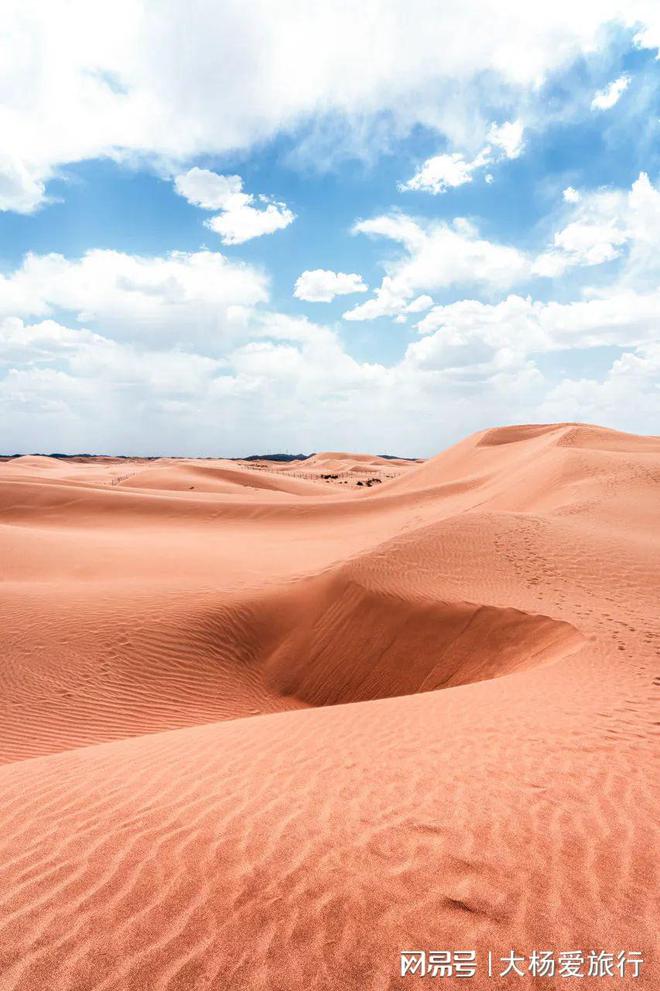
[0,423,657,990]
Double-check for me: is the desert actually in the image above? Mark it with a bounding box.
[4,3,660,988]
[0,421,657,990]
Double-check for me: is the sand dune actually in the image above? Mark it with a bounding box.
[117,460,338,496]
[0,423,657,989]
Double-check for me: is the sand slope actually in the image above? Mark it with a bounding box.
[0,423,657,990]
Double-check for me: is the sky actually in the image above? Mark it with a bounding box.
[1,1,659,457]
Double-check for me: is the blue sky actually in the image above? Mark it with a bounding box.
[1,2,659,456]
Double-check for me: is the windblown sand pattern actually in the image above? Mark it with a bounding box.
[0,423,658,989]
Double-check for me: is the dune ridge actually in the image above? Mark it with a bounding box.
[0,422,657,990]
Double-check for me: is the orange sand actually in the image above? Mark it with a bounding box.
[0,423,657,989]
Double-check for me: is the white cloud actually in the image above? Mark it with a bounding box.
[344,214,531,321]
[591,74,630,110]
[405,294,434,314]
[400,152,484,195]
[0,154,48,214]
[535,343,660,429]
[633,22,660,54]
[533,172,660,282]
[563,186,581,203]
[2,286,658,457]
[0,317,104,361]
[487,119,525,159]
[3,3,660,211]
[399,289,660,434]
[0,249,269,347]
[173,170,243,211]
[174,168,294,245]
[0,308,397,455]
[415,291,660,353]
[619,170,660,287]
[293,270,368,303]
[553,221,626,264]
[206,204,294,246]
[400,120,523,194]
[0,317,223,393]
[0,315,229,453]
[531,251,572,278]
[0,303,529,456]
[534,215,629,275]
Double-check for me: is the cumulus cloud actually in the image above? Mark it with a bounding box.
[591,74,630,110]
[415,291,660,353]
[344,214,530,321]
[487,119,525,159]
[400,120,523,194]
[2,272,658,458]
[0,317,104,362]
[173,170,243,211]
[533,221,627,276]
[0,317,223,395]
[174,168,294,245]
[0,308,394,455]
[535,342,660,427]
[0,249,269,347]
[400,288,660,436]
[0,155,48,214]
[0,315,229,454]
[400,151,487,195]
[533,172,660,282]
[563,186,581,203]
[293,270,368,302]
[4,294,656,458]
[3,3,660,211]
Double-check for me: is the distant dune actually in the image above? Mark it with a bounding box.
[0,423,657,990]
